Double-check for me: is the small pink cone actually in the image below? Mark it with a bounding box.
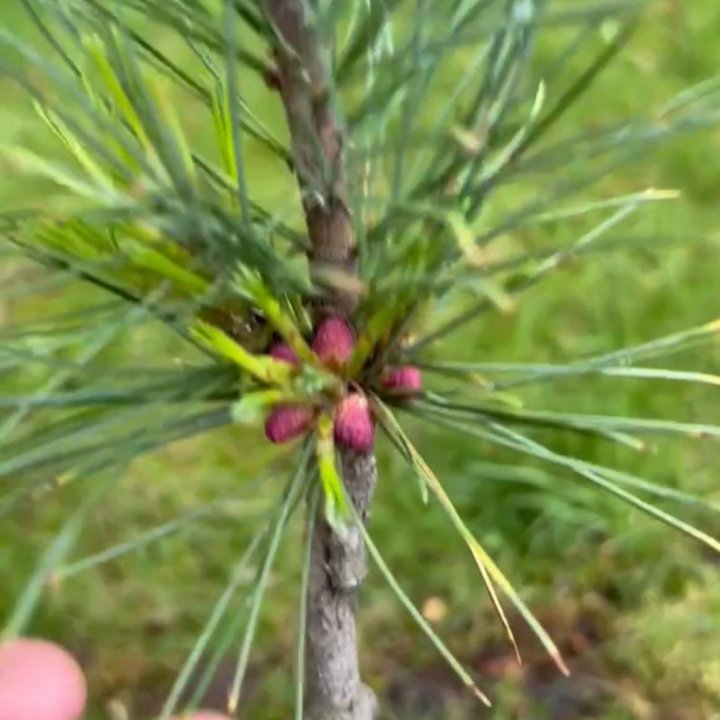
[312,318,355,368]
[269,343,298,365]
[381,365,422,394]
[264,404,314,444]
[334,393,374,452]
[0,638,87,720]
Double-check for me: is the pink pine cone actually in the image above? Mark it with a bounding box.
[0,638,87,720]
[265,404,314,444]
[269,342,298,365]
[381,365,422,394]
[334,393,374,452]
[312,317,355,368]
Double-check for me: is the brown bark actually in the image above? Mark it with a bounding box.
[263,2,377,719]
[265,0,358,318]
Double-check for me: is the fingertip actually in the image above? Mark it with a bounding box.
[0,638,87,720]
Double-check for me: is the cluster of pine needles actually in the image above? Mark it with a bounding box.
[1,0,720,714]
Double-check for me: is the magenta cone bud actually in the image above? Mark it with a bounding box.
[381,365,422,394]
[334,393,374,451]
[269,343,298,365]
[0,638,87,720]
[312,317,355,368]
[264,404,314,444]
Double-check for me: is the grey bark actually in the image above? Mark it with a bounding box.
[305,450,378,720]
[263,1,379,718]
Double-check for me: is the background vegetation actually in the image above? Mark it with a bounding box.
[2,1,720,718]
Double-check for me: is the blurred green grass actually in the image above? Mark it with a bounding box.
[2,2,720,719]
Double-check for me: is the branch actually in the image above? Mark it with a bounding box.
[265,0,358,316]
[263,3,377,718]
[305,450,378,720]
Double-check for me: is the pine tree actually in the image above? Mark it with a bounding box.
[2,1,720,718]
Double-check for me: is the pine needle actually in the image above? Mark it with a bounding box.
[357,509,492,707]
[226,444,312,714]
[377,400,569,676]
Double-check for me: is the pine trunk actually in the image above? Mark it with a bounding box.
[304,450,378,720]
[263,1,378,717]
